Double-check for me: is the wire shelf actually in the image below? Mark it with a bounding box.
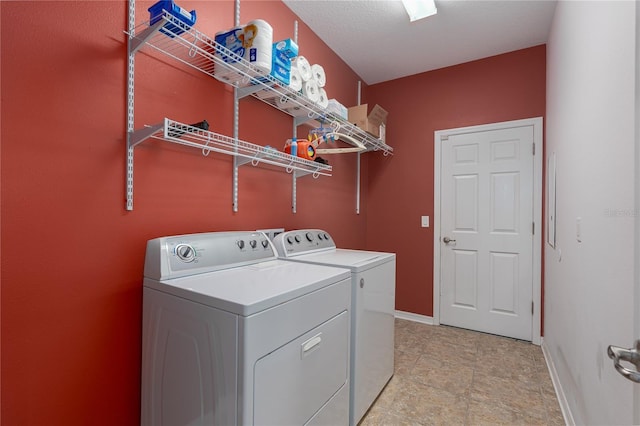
[130,118,332,177]
[127,12,393,156]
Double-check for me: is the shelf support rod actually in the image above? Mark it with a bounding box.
[126,0,136,211]
[233,87,240,213]
[291,19,300,213]
[292,171,298,214]
[355,80,362,214]
[232,0,241,212]
[356,152,361,214]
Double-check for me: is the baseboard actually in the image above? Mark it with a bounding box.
[541,338,575,426]
[394,310,434,325]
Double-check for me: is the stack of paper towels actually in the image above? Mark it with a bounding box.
[289,57,329,109]
[214,19,273,81]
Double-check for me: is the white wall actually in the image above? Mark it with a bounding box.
[545,1,637,424]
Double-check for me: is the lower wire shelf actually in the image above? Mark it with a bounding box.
[125,118,332,210]
[130,118,332,176]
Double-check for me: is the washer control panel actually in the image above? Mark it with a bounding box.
[144,231,276,280]
[273,229,336,257]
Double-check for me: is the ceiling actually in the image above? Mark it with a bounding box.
[282,0,557,85]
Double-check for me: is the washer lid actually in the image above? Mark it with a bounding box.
[286,248,395,272]
[144,259,351,316]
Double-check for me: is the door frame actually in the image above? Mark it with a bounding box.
[634,0,639,419]
[433,117,543,345]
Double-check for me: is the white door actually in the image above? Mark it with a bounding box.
[439,125,534,341]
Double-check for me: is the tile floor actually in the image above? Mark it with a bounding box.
[360,319,566,425]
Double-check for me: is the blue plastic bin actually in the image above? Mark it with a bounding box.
[148,0,196,37]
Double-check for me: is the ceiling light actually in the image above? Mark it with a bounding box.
[401,0,437,22]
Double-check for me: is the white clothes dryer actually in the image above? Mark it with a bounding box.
[141,231,352,426]
[272,229,396,426]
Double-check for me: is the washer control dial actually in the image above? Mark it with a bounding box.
[249,240,257,249]
[306,232,314,242]
[261,240,269,248]
[237,240,245,250]
[294,235,301,243]
[175,243,196,262]
[286,236,294,245]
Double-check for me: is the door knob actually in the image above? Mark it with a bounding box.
[443,237,456,244]
[607,340,640,383]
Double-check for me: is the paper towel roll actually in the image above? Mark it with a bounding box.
[311,64,326,87]
[289,67,303,92]
[242,19,273,74]
[292,56,312,81]
[302,79,320,103]
[317,88,329,109]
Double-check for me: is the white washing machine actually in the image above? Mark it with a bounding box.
[272,229,396,426]
[141,231,352,426]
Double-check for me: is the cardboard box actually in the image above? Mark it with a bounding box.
[347,104,388,138]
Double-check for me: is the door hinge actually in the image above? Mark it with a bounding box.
[533,143,536,155]
[532,301,534,315]
[532,222,535,235]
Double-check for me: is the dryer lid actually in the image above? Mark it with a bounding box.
[145,259,351,316]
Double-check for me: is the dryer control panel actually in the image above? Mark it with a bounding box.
[273,229,336,257]
[144,231,276,280]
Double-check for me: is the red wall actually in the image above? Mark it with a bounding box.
[2,1,547,420]
[1,1,369,423]
[364,45,546,317]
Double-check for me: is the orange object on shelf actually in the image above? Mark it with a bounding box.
[284,139,316,161]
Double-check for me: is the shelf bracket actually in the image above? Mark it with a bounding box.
[236,156,253,167]
[128,19,166,54]
[294,114,318,127]
[237,83,274,99]
[129,123,164,148]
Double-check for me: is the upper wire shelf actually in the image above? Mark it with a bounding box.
[127,12,393,155]
[130,118,332,178]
